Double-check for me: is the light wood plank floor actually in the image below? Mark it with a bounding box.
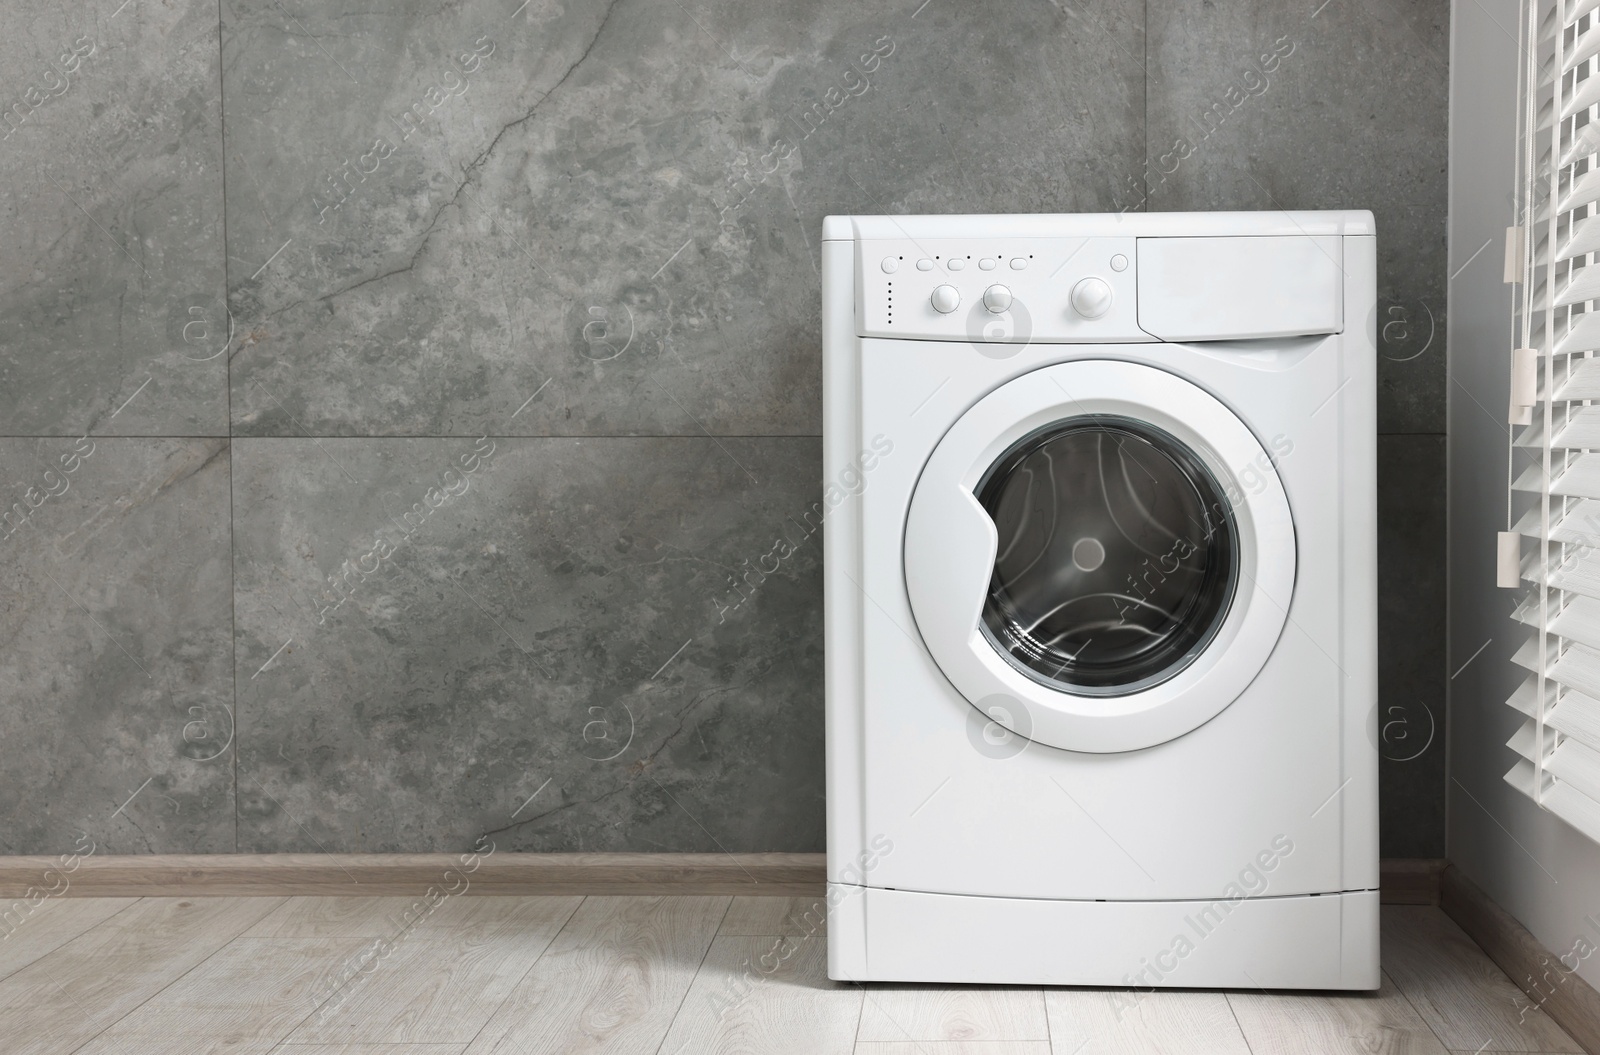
[0,899,1581,1054]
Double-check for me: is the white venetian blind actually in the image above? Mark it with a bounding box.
[1502,0,1600,844]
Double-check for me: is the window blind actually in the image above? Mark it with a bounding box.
[1502,0,1600,844]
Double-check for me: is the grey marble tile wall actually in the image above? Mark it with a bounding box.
[0,0,1446,856]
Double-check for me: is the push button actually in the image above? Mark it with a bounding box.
[881,256,899,274]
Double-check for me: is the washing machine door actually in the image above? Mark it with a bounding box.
[904,359,1295,753]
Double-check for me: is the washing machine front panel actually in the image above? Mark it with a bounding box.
[850,335,1353,903]
[976,415,1240,697]
[903,359,1296,754]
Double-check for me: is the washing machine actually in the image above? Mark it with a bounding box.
[821,211,1379,989]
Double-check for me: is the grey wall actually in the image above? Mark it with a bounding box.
[0,0,1447,857]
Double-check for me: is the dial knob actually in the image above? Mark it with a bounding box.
[1071,277,1113,319]
[982,284,1013,313]
[930,284,961,314]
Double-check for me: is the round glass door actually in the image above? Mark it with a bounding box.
[975,415,1239,696]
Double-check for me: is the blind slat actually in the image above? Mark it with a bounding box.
[1508,673,1600,754]
[1554,311,1600,353]
[1513,499,1600,539]
[1512,453,1600,495]
[1555,264,1600,308]
[1513,592,1600,647]
[1508,728,1600,810]
[1566,22,1600,73]
[1506,760,1600,844]
[1555,354,1600,395]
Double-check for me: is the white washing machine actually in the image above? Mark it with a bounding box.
[822,211,1379,989]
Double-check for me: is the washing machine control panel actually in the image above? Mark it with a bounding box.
[857,237,1149,343]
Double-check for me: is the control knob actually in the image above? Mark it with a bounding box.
[930,285,961,314]
[1071,277,1113,319]
[982,285,1013,313]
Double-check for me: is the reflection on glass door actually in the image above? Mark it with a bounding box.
[976,416,1239,696]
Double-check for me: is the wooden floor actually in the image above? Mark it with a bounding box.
[0,895,1584,1054]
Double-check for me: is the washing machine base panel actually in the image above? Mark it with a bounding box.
[827,884,1380,989]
